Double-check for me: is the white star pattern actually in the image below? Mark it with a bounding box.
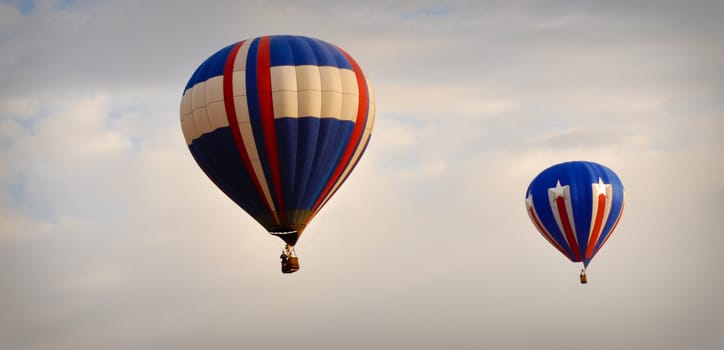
[553,180,566,198]
[594,177,608,197]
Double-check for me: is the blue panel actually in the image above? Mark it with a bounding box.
[269,35,314,67]
[189,128,269,218]
[300,119,355,210]
[305,36,353,69]
[292,118,320,207]
[184,42,238,92]
[571,163,595,259]
[268,35,352,69]
[275,117,321,210]
[275,117,298,208]
[274,117,355,211]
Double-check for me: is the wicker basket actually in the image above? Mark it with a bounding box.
[282,256,300,273]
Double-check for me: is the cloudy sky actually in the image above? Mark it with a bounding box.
[1,0,723,349]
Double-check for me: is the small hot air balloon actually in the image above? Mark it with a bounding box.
[180,35,375,273]
[525,161,625,283]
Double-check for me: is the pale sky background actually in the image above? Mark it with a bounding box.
[1,1,723,349]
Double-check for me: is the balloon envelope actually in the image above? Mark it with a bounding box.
[525,161,625,267]
[180,35,375,245]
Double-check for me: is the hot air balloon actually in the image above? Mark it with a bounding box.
[180,35,375,273]
[525,161,625,283]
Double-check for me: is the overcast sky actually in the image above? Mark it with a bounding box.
[1,1,723,349]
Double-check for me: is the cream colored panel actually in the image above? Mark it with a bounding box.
[206,101,229,130]
[320,90,342,119]
[340,94,359,122]
[366,78,376,131]
[205,76,224,103]
[233,96,250,124]
[250,158,277,213]
[191,81,207,110]
[272,90,299,118]
[232,71,246,97]
[319,66,342,92]
[339,69,358,96]
[238,122,260,160]
[192,107,212,136]
[296,65,322,91]
[297,90,322,118]
[180,113,198,145]
[233,40,252,71]
[270,66,297,92]
[180,92,193,119]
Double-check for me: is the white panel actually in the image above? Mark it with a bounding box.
[180,113,198,145]
[270,66,297,92]
[367,101,376,131]
[238,116,277,215]
[588,183,601,242]
[232,71,246,97]
[319,66,342,92]
[251,159,277,214]
[192,107,212,136]
[366,79,376,130]
[320,91,342,119]
[367,102,376,130]
[339,69,358,96]
[191,81,207,110]
[339,69,359,122]
[233,96,250,123]
[272,90,299,118]
[233,40,252,71]
[340,94,359,122]
[604,185,613,222]
[297,90,322,118]
[206,101,229,131]
[205,76,224,103]
[180,92,193,119]
[238,122,260,160]
[296,65,322,91]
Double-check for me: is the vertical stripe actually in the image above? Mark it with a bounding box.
[586,193,607,259]
[256,36,287,224]
[232,40,279,222]
[307,49,370,219]
[222,40,279,224]
[555,196,582,261]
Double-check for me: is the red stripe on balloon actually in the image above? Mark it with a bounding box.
[222,40,278,224]
[556,196,582,261]
[586,194,607,259]
[256,36,287,223]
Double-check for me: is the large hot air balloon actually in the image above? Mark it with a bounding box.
[180,35,375,273]
[525,161,625,283]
